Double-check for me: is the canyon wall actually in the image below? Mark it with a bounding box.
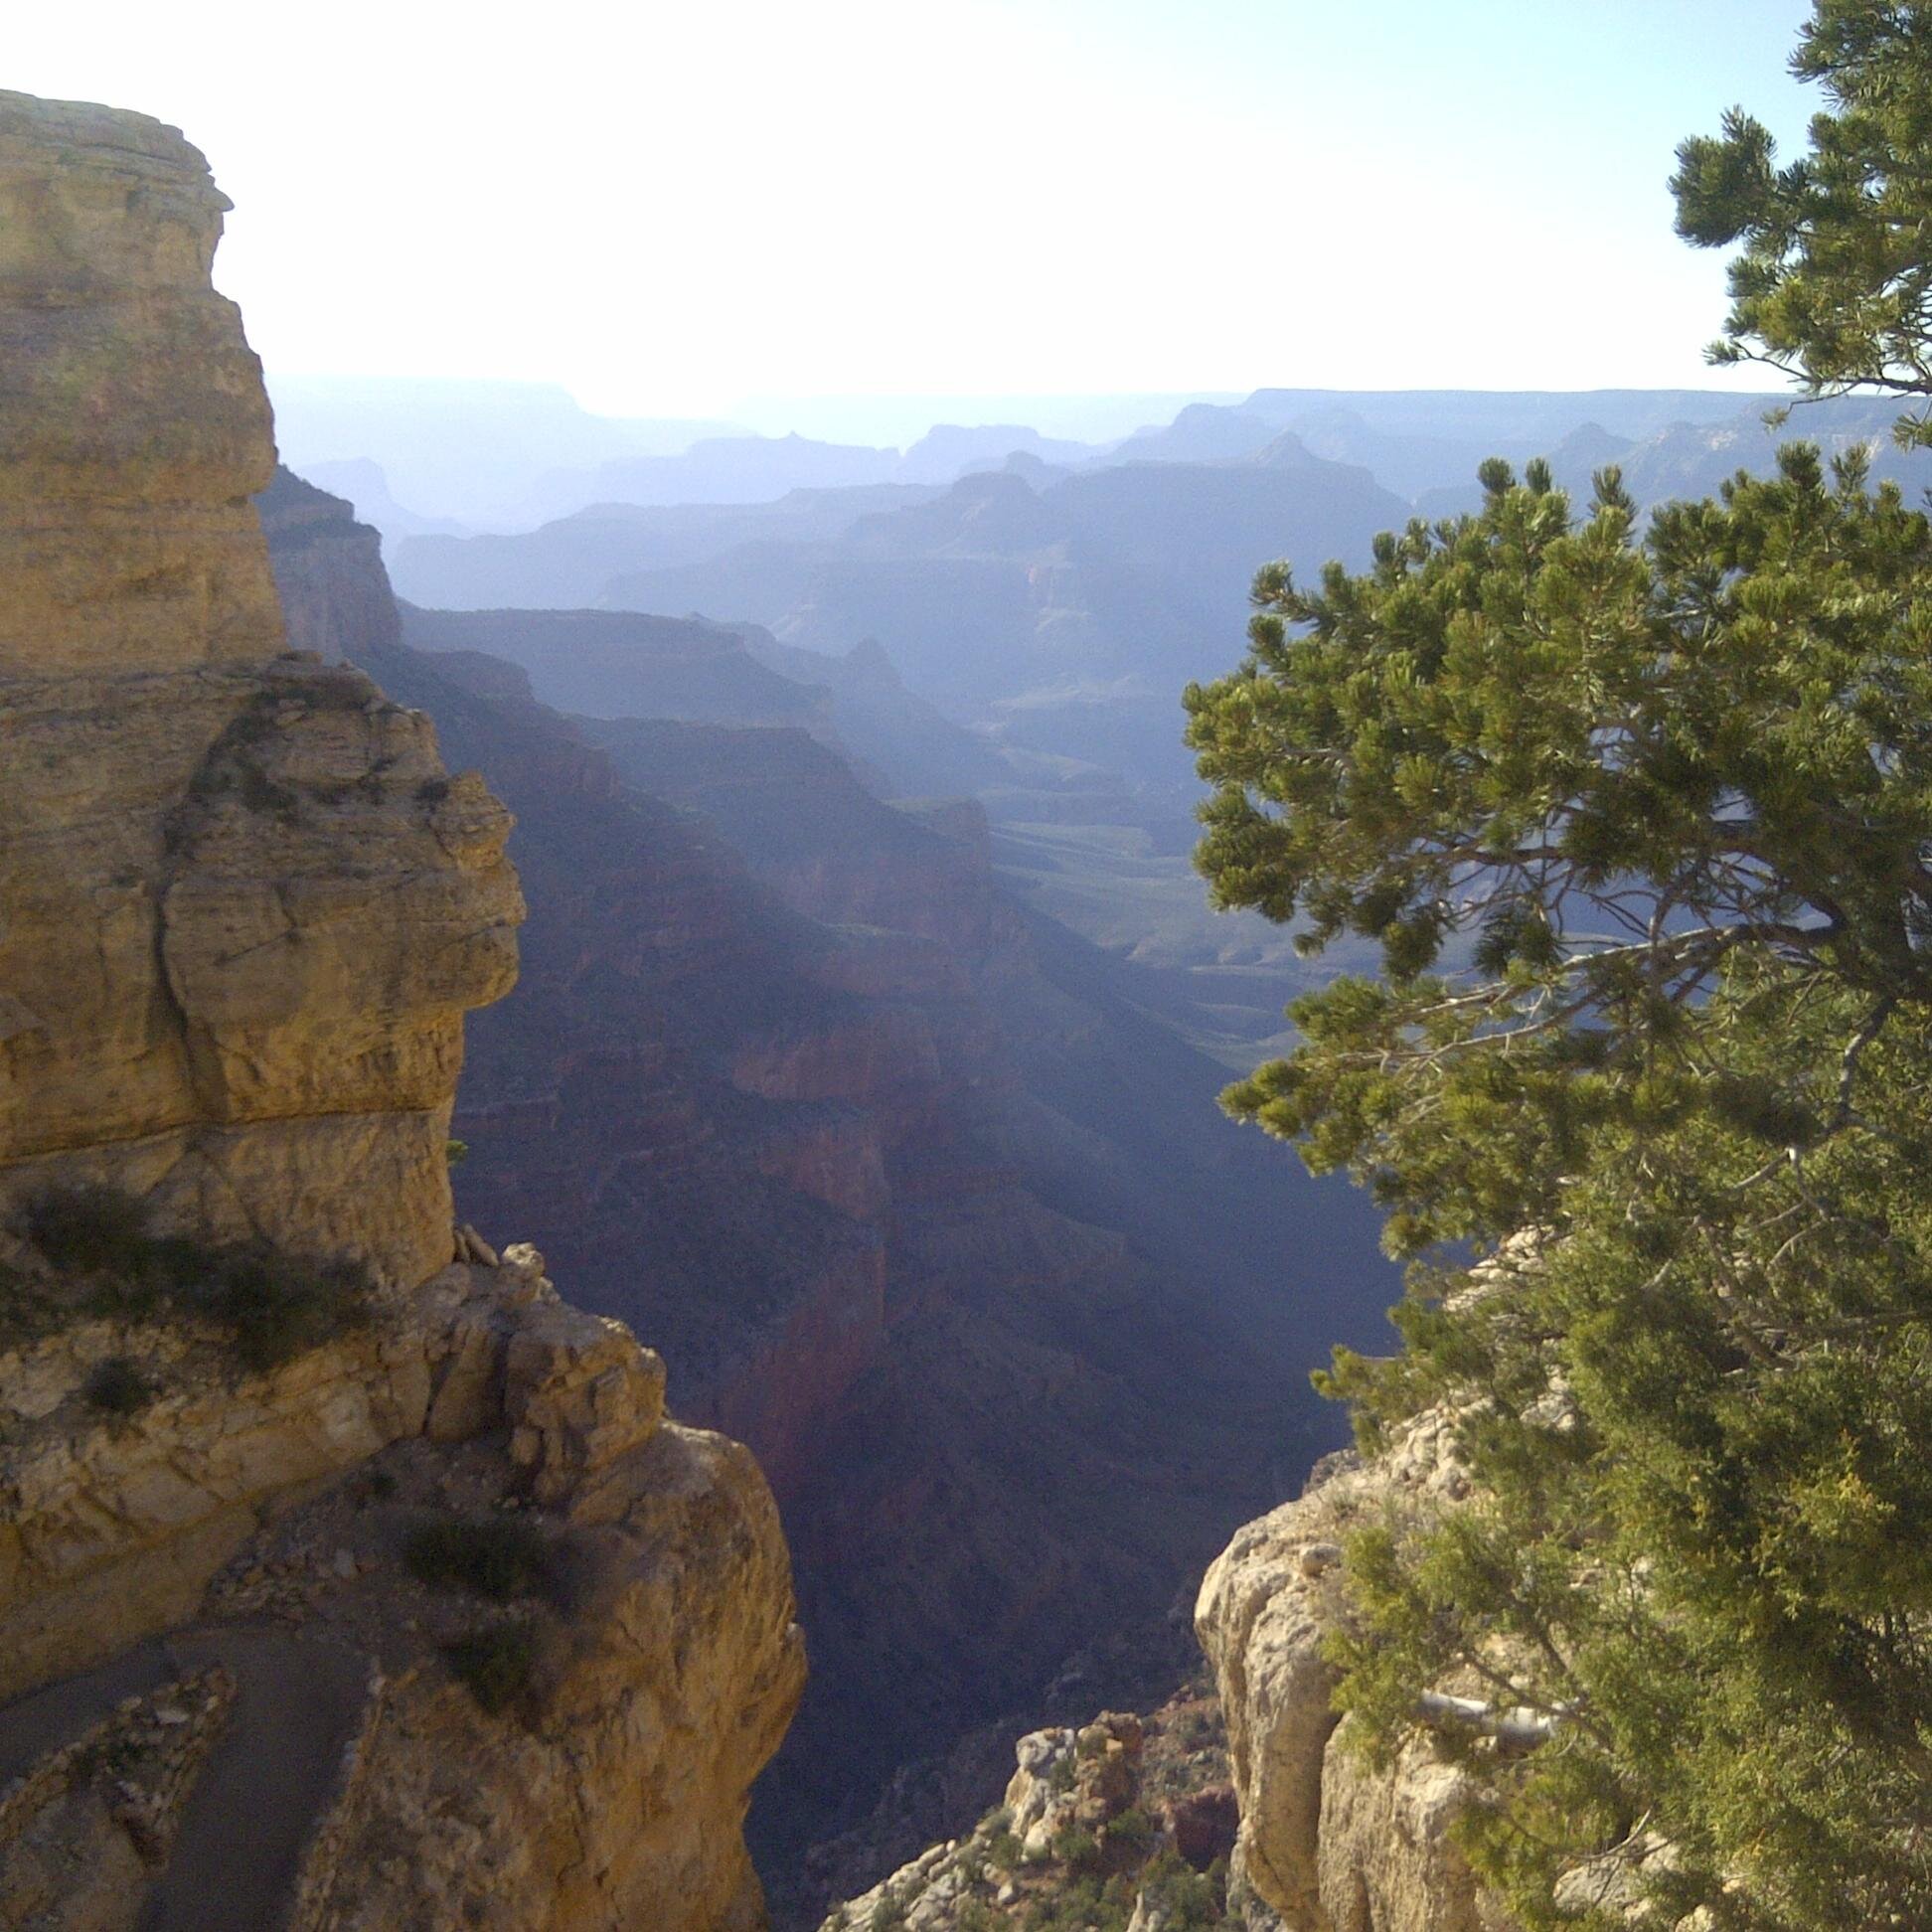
[0,88,802,1930]
[0,90,521,1287]
[1194,1423,1513,1932]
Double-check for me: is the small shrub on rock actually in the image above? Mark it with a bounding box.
[442,1618,537,1715]
[190,1239,373,1371]
[1051,1824,1101,1875]
[12,1185,372,1369]
[406,1515,554,1603]
[83,1355,155,1416]
[0,1255,62,1345]
[1136,1850,1225,1929]
[22,1186,156,1278]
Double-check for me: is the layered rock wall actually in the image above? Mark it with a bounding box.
[0,90,521,1287]
[0,88,804,1930]
[0,1247,805,1930]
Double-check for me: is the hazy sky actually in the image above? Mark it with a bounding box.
[14,0,1818,418]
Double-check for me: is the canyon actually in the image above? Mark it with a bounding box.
[258,464,1398,1905]
[0,73,1530,1932]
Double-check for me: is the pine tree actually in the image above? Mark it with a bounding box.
[1186,10,1932,1916]
[1674,0,1932,441]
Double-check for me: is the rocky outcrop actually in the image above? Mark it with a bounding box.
[1195,1420,1509,1932]
[0,89,521,1288]
[0,87,803,1930]
[817,1681,1247,1932]
[0,1247,805,1931]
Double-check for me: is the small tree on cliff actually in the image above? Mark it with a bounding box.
[1184,9,1932,1924]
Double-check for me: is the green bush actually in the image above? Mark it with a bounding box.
[83,1356,155,1417]
[1102,1805,1156,1852]
[442,1619,537,1715]
[1050,1824,1101,1875]
[12,1185,372,1369]
[0,1256,63,1346]
[1136,1851,1225,1929]
[22,1186,156,1277]
[1021,1875,1130,1932]
[983,1828,1023,1871]
[405,1516,554,1603]
[190,1239,372,1371]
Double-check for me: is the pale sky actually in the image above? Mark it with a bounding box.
[12,0,1817,419]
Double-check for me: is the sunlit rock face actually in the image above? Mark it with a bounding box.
[0,89,523,1286]
[0,90,803,1932]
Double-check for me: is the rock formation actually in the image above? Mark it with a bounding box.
[1197,1345,1699,1932]
[818,1683,1247,1932]
[0,87,803,1929]
[0,89,521,1288]
[1194,1419,1511,1932]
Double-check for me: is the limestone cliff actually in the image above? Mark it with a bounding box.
[0,88,803,1930]
[0,88,520,1288]
[1194,1421,1510,1932]
[1196,1403,1694,1932]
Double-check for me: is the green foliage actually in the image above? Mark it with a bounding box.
[1021,1875,1124,1932]
[0,1254,64,1345]
[1102,1804,1156,1852]
[1674,0,1932,441]
[1188,449,1932,1922]
[983,1826,1023,1871]
[11,1185,372,1369]
[404,1515,554,1603]
[442,1618,537,1715]
[82,1356,155,1417]
[193,1240,375,1371]
[23,1186,161,1277]
[445,1138,470,1169]
[1049,1824,1100,1874]
[1133,1851,1225,1929]
[1189,448,1932,1256]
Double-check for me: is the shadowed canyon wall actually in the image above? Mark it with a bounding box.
[259,467,1397,1905]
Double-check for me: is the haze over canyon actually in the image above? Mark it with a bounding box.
[6,3,1927,1926]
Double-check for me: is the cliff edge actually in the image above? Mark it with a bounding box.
[0,89,803,1930]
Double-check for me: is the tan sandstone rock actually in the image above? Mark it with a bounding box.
[0,88,522,1288]
[0,85,805,1932]
[1196,1414,1510,1932]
